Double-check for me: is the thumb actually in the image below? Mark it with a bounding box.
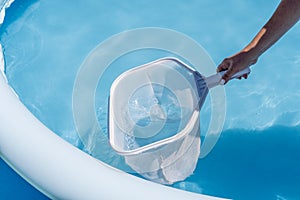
[221,67,237,84]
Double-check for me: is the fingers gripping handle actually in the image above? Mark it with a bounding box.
[219,67,251,80]
[205,67,251,89]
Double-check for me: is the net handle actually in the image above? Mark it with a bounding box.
[205,67,251,89]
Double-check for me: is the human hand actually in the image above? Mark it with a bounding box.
[217,51,257,84]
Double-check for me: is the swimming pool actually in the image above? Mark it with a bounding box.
[0,0,299,199]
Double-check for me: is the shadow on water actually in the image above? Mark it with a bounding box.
[184,125,300,200]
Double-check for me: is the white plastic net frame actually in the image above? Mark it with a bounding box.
[109,58,201,154]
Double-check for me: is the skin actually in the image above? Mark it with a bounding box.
[217,0,300,84]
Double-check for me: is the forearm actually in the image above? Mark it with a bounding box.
[242,0,300,60]
[217,0,300,83]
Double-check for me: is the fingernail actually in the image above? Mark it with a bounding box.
[220,79,225,85]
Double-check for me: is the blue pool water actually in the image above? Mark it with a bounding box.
[1,0,299,199]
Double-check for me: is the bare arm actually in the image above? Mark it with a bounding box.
[217,0,300,83]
